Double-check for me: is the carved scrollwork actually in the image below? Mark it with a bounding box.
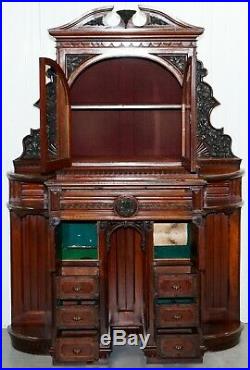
[65,54,98,77]
[148,15,168,26]
[20,129,40,159]
[155,54,187,74]
[85,16,104,26]
[58,40,195,49]
[196,60,236,158]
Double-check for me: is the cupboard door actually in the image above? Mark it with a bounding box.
[39,57,71,173]
[182,57,193,172]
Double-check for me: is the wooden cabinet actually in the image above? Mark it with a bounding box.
[8,6,242,364]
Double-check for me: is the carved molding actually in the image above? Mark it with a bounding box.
[196,60,236,158]
[57,40,196,49]
[61,202,113,210]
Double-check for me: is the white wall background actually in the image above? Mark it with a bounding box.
[2,2,248,327]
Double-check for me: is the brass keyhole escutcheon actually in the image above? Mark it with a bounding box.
[73,286,81,292]
[175,344,184,351]
[172,284,181,290]
[73,348,81,355]
[73,315,81,321]
[173,313,182,320]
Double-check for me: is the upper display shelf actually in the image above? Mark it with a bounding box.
[49,6,204,38]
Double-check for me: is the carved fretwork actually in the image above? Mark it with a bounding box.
[148,15,168,26]
[156,54,187,74]
[85,16,104,26]
[101,221,148,252]
[196,60,235,158]
[65,54,97,77]
[20,129,40,159]
[20,68,57,160]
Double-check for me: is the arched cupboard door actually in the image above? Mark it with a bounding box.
[39,57,71,173]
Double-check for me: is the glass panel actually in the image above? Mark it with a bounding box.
[153,223,192,259]
[56,222,98,260]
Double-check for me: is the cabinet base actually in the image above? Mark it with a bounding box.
[8,325,51,355]
[202,322,243,351]
[8,322,244,357]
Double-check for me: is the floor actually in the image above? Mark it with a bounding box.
[2,325,248,368]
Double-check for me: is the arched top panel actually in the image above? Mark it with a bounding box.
[70,56,182,105]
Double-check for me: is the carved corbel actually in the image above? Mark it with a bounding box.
[192,213,204,227]
[49,216,61,227]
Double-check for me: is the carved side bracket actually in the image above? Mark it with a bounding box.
[19,129,40,159]
[196,60,236,158]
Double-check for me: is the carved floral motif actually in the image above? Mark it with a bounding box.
[66,54,98,76]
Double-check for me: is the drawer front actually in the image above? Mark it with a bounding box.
[155,304,199,328]
[56,305,99,329]
[157,334,201,359]
[155,274,198,297]
[55,336,99,363]
[56,276,99,300]
[49,187,194,218]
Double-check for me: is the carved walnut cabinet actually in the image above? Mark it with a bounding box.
[8,6,243,364]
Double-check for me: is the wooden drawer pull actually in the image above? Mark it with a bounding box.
[172,284,181,290]
[72,347,81,355]
[173,313,182,320]
[73,286,81,292]
[175,344,184,351]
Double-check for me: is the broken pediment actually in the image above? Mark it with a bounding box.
[49,6,203,38]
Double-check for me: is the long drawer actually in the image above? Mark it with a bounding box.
[155,273,198,298]
[155,304,199,328]
[56,275,99,300]
[56,305,99,329]
[157,334,201,359]
[54,336,99,363]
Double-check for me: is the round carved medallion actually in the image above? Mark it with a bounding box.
[114,196,139,217]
